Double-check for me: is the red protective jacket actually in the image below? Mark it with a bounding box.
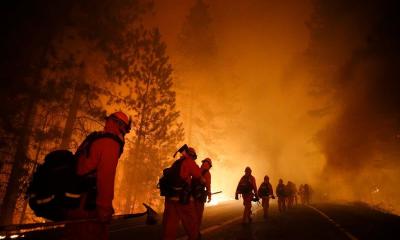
[203,170,211,198]
[179,157,202,185]
[258,182,274,197]
[76,120,123,214]
[236,175,257,196]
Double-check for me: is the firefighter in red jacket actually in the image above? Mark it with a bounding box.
[65,111,131,240]
[258,175,275,219]
[235,167,258,224]
[193,158,212,234]
[162,146,203,240]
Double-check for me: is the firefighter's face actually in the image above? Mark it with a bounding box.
[202,162,211,170]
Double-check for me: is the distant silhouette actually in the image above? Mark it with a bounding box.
[235,167,258,224]
[276,179,286,212]
[258,175,275,219]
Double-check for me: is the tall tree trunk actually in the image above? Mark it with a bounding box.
[188,86,194,145]
[0,95,38,225]
[19,108,49,224]
[123,77,150,213]
[59,65,84,149]
[0,1,74,224]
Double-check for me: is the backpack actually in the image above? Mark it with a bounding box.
[258,183,270,197]
[237,176,252,195]
[276,184,286,197]
[192,170,209,202]
[158,158,187,198]
[27,131,124,221]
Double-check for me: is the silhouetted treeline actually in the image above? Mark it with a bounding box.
[0,0,184,225]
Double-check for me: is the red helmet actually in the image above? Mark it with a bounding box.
[186,147,197,160]
[107,111,132,133]
[202,158,212,168]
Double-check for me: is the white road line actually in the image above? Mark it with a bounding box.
[200,215,243,235]
[306,205,358,240]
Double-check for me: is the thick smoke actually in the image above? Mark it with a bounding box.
[146,0,400,212]
[308,0,400,212]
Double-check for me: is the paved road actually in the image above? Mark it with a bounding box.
[17,201,400,239]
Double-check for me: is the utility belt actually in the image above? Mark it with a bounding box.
[167,196,195,202]
[164,183,193,205]
[192,184,207,203]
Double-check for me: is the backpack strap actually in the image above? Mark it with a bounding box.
[75,131,125,159]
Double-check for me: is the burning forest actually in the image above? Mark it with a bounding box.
[1,0,400,231]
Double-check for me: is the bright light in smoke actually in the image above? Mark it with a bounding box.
[10,235,19,239]
[0,236,6,239]
[207,194,234,206]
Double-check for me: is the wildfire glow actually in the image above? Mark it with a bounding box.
[207,194,234,207]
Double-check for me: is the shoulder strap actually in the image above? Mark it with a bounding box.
[75,131,125,158]
[98,132,125,156]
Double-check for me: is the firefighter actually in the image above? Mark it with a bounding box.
[276,179,286,212]
[303,184,312,204]
[162,146,203,240]
[257,175,275,219]
[235,167,258,224]
[286,181,295,209]
[293,182,298,205]
[192,158,212,237]
[65,111,131,240]
[299,184,305,204]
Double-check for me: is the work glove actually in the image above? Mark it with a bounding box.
[235,193,239,200]
[97,206,114,224]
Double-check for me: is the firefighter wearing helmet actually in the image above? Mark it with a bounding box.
[235,167,258,224]
[192,157,212,237]
[162,144,204,240]
[276,179,287,212]
[258,175,275,219]
[65,111,131,240]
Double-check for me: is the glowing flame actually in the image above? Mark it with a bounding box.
[207,194,234,206]
[372,187,380,194]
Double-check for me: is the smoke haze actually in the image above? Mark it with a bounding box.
[143,0,400,213]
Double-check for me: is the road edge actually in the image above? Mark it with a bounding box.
[306,205,358,240]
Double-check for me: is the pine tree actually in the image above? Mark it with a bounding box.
[0,0,151,224]
[0,0,77,224]
[175,0,243,163]
[106,27,184,212]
